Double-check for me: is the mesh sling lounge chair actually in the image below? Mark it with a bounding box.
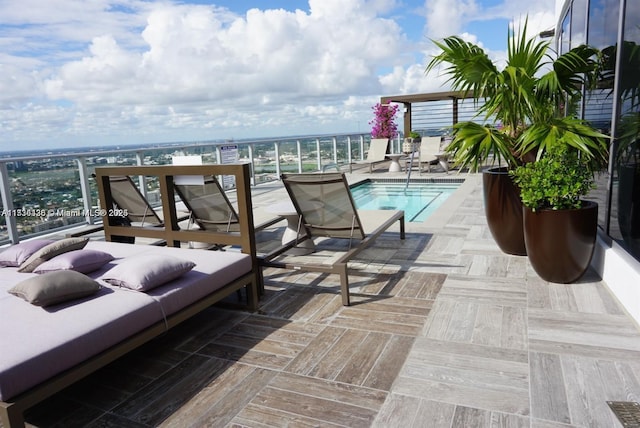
[174,176,282,234]
[71,175,164,242]
[350,138,390,173]
[262,172,405,305]
[108,175,164,226]
[174,176,240,233]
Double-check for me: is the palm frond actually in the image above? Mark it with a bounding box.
[446,122,518,172]
[426,16,609,172]
[517,117,609,168]
[426,36,499,99]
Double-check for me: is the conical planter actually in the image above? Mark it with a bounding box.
[483,167,527,256]
[523,201,598,283]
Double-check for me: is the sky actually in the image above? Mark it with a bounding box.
[0,0,557,151]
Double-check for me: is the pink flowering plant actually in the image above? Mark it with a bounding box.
[369,103,399,139]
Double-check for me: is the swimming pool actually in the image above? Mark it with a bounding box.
[350,180,462,222]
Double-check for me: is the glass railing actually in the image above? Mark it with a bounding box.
[0,133,404,245]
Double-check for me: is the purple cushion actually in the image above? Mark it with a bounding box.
[0,240,55,267]
[33,249,114,274]
[102,254,195,291]
[18,237,89,273]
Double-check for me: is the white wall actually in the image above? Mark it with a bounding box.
[592,233,640,326]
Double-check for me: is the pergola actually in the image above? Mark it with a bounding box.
[380,90,472,135]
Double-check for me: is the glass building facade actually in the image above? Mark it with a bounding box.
[557,0,640,262]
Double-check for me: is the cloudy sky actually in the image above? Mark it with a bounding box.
[0,0,556,151]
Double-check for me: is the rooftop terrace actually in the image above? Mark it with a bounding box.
[11,170,640,427]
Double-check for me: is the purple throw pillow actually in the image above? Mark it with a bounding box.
[33,249,114,274]
[0,239,55,267]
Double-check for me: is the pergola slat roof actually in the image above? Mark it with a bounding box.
[380,90,474,135]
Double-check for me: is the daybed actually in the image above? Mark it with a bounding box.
[0,163,261,427]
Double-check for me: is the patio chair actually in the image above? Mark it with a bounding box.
[98,175,165,244]
[108,175,164,226]
[261,172,405,305]
[174,176,282,240]
[412,136,443,174]
[350,138,390,173]
[174,176,240,233]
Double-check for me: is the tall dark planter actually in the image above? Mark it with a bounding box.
[483,167,527,256]
[523,201,598,283]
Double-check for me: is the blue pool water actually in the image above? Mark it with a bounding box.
[350,181,462,222]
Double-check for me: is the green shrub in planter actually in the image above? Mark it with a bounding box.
[408,131,421,140]
[510,146,595,211]
[510,146,600,283]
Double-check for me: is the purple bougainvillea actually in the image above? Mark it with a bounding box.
[369,103,399,139]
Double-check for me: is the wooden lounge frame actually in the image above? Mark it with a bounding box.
[1,163,261,428]
[96,164,257,251]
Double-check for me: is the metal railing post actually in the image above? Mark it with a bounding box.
[135,151,146,198]
[296,140,303,173]
[316,138,321,171]
[248,143,255,186]
[332,137,338,165]
[0,162,19,243]
[76,157,95,225]
[274,141,281,178]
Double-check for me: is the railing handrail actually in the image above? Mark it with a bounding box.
[1,132,398,245]
[0,132,373,162]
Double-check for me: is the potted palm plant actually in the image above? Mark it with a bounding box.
[510,146,601,282]
[426,20,607,255]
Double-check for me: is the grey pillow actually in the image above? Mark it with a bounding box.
[18,237,89,273]
[0,239,55,267]
[33,249,114,274]
[102,254,195,291]
[8,270,101,306]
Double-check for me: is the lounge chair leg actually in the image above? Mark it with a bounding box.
[338,263,350,306]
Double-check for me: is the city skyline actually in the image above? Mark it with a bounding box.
[1,0,556,151]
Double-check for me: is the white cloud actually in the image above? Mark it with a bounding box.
[425,0,480,40]
[0,0,562,149]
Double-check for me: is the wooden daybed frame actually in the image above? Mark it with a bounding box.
[1,163,261,427]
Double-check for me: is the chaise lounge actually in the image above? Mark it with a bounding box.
[260,172,405,305]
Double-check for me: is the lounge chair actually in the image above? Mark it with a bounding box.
[174,176,240,233]
[174,175,282,238]
[261,172,405,305]
[107,175,164,226]
[72,175,165,242]
[350,138,390,173]
[416,136,443,174]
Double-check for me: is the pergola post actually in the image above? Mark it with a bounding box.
[403,103,411,136]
